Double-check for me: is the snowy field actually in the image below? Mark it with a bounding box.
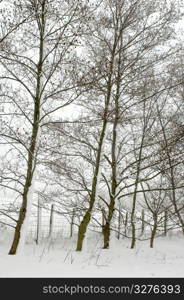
[0,231,184,278]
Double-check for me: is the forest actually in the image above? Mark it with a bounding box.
[0,0,184,277]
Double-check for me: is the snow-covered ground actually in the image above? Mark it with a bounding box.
[0,230,184,278]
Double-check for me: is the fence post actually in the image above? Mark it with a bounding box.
[36,196,42,244]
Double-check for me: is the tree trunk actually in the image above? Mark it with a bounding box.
[36,196,42,245]
[164,210,167,236]
[9,156,37,255]
[101,208,105,232]
[117,205,121,240]
[48,204,54,239]
[102,222,110,249]
[124,211,128,237]
[103,201,115,249]
[130,217,136,249]
[76,210,91,251]
[70,209,75,238]
[141,209,145,235]
[76,27,117,251]
[8,207,26,255]
[9,1,45,255]
[150,213,157,248]
[130,131,145,249]
[102,37,121,249]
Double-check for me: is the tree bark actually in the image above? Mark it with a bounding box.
[141,209,145,235]
[150,213,157,248]
[9,1,46,255]
[48,204,54,239]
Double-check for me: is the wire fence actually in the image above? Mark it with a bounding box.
[0,199,75,243]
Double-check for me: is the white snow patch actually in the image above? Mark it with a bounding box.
[1,234,184,277]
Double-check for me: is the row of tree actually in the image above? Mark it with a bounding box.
[0,0,184,254]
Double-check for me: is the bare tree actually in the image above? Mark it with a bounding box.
[0,0,86,254]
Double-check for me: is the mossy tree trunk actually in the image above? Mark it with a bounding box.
[76,118,108,251]
[9,1,46,255]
